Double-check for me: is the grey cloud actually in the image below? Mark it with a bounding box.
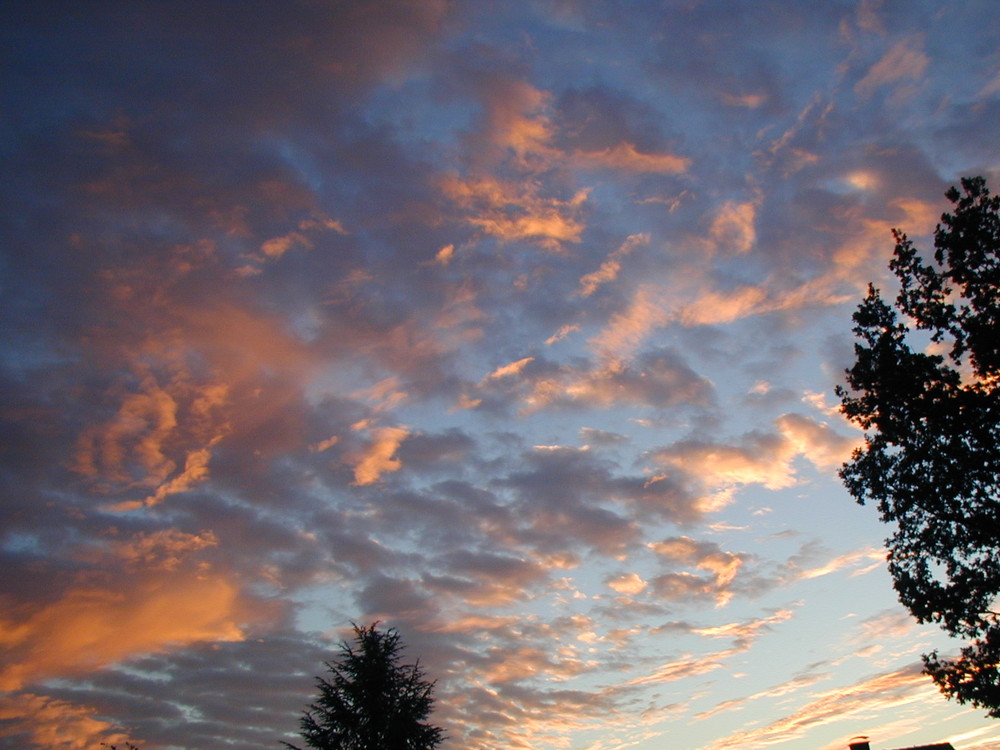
[396,429,478,473]
[39,630,330,750]
[496,445,702,551]
[552,86,683,155]
[579,427,629,446]
[441,550,549,588]
[356,574,440,622]
[648,572,717,602]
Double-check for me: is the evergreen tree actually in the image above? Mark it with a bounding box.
[285,623,444,750]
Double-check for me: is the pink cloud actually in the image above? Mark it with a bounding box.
[708,200,758,255]
[855,37,929,96]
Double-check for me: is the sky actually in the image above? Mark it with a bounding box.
[2,1,1000,749]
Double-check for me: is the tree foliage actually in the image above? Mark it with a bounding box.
[285,623,444,750]
[837,176,1000,714]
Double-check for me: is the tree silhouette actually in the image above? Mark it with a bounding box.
[837,176,1000,714]
[284,623,444,750]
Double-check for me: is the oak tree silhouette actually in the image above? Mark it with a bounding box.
[838,176,1000,714]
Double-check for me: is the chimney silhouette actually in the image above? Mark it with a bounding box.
[848,738,870,750]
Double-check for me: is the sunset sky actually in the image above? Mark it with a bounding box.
[3,2,1000,749]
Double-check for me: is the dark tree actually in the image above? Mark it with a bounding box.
[837,176,1000,714]
[285,623,444,750]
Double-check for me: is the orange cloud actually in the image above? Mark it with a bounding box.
[694,670,831,721]
[677,284,769,326]
[589,285,669,363]
[606,572,647,595]
[481,79,553,161]
[142,443,216,507]
[691,609,794,641]
[656,438,797,491]
[487,356,535,381]
[573,142,690,174]
[546,323,580,345]
[588,271,851,365]
[441,173,588,246]
[352,376,410,413]
[99,528,219,571]
[433,243,455,265]
[0,572,247,691]
[654,413,855,503]
[73,376,182,486]
[347,425,409,485]
[577,233,649,297]
[263,219,345,257]
[482,644,589,684]
[648,536,748,606]
[720,92,768,108]
[775,413,857,472]
[0,693,132,750]
[518,355,710,414]
[73,372,232,509]
[260,230,311,259]
[71,288,320,509]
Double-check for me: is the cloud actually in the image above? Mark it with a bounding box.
[440,173,588,246]
[653,434,797,492]
[0,570,250,690]
[851,610,916,644]
[476,78,554,162]
[606,572,648,595]
[577,234,649,298]
[774,412,857,471]
[0,693,132,750]
[486,356,536,380]
[552,85,690,174]
[855,37,929,97]
[702,664,937,750]
[588,285,670,363]
[789,546,886,582]
[572,143,690,174]
[347,425,410,486]
[693,670,831,721]
[651,413,855,498]
[709,200,758,255]
[630,610,793,686]
[94,529,220,572]
[521,351,714,413]
[648,537,749,606]
[431,550,550,607]
[257,216,348,261]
